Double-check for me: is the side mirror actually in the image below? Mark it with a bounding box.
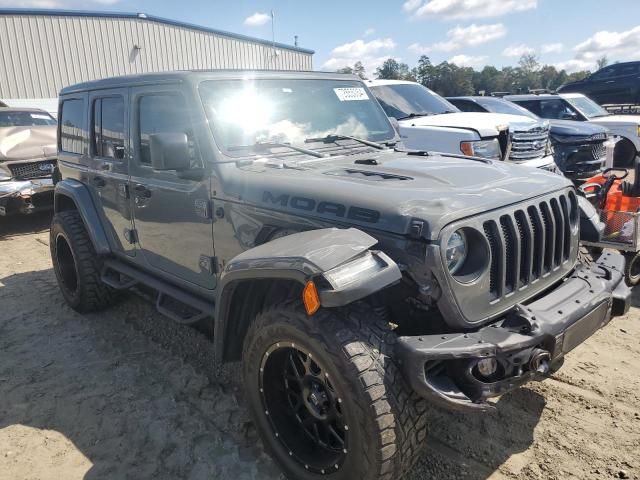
[149,132,191,171]
[561,112,578,120]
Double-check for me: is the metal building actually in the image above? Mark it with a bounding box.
[0,8,314,112]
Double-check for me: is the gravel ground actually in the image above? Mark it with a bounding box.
[1,212,639,480]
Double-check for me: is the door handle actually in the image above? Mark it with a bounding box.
[92,176,106,188]
[605,80,615,83]
[134,184,152,198]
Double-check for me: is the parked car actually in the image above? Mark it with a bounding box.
[366,80,557,171]
[447,95,609,182]
[507,93,640,167]
[51,70,630,480]
[557,61,640,106]
[0,107,57,216]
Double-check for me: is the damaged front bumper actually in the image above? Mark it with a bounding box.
[396,251,631,412]
[0,178,54,215]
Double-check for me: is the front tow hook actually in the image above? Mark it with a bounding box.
[530,348,551,375]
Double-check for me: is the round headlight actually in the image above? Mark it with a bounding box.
[446,230,467,274]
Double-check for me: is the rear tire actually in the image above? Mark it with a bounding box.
[242,302,428,480]
[50,210,117,312]
[624,251,640,287]
[614,138,637,168]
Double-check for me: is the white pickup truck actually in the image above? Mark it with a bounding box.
[366,80,558,171]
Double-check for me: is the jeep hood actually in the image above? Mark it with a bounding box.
[0,126,57,162]
[398,112,536,137]
[229,150,571,241]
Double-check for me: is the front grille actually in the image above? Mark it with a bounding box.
[8,160,56,180]
[482,192,575,300]
[591,142,606,160]
[509,127,549,161]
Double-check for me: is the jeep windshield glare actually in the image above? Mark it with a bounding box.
[199,79,395,157]
[369,83,459,120]
[563,95,610,119]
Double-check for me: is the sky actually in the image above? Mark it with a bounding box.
[4,0,640,75]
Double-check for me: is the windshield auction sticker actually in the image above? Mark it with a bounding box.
[334,88,369,101]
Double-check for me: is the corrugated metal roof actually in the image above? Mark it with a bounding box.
[0,8,314,54]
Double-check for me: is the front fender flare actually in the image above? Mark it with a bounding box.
[54,179,111,255]
[213,227,401,363]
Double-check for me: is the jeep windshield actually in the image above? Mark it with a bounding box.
[563,95,610,119]
[0,110,56,127]
[368,84,459,120]
[199,79,395,157]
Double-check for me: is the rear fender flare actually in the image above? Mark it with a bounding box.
[54,179,111,255]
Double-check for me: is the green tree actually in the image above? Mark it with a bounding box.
[353,61,367,79]
[336,66,353,75]
[375,58,414,80]
[596,55,608,70]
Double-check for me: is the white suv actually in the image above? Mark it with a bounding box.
[367,80,557,171]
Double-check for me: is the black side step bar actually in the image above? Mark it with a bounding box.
[101,259,214,325]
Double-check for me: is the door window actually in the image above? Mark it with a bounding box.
[59,99,86,154]
[92,96,125,159]
[590,66,617,81]
[137,94,202,168]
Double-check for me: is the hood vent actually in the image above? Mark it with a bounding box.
[324,168,412,182]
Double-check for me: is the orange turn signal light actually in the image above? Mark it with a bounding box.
[460,141,474,157]
[302,280,321,316]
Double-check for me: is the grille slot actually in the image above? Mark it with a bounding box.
[484,193,574,301]
[8,160,56,180]
[509,126,549,161]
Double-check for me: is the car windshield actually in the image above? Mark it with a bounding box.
[477,98,538,119]
[199,79,395,156]
[0,110,56,127]
[369,84,459,119]
[563,95,610,119]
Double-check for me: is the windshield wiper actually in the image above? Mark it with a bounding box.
[228,141,326,158]
[304,134,386,150]
[397,112,435,120]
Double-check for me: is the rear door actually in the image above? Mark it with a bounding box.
[128,84,215,290]
[88,89,135,256]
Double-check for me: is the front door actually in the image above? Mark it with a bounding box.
[129,85,216,290]
[87,88,135,256]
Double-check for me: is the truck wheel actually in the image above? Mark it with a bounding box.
[242,302,428,480]
[624,252,640,286]
[50,210,117,312]
[614,138,637,167]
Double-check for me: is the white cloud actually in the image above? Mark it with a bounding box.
[321,38,397,73]
[243,12,271,27]
[574,25,640,62]
[554,59,594,73]
[541,43,564,54]
[502,44,535,57]
[448,54,488,67]
[406,0,537,20]
[364,27,376,37]
[409,23,505,53]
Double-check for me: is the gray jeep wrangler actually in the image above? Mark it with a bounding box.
[50,71,630,480]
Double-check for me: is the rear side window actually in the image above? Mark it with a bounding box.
[93,96,125,159]
[59,99,86,154]
[450,99,486,113]
[137,94,201,167]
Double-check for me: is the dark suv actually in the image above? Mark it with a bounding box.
[557,61,640,106]
[50,70,630,480]
[447,96,609,182]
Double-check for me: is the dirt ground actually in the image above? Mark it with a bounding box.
[1,213,639,480]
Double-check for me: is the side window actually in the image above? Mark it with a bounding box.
[60,99,86,154]
[590,67,616,81]
[93,96,125,159]
[515,100,543,117]
[456,100,486,113]
[137,94,202,167]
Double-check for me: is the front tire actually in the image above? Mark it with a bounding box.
[242,302,428,480]
[624,251,640,286]
[614,138,637,168]
[50,210,117,312]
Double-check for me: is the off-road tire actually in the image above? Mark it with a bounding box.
[50,210,117,313]
[624,251,640,287]
[614,138,637,168]
[242,302,428,480]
